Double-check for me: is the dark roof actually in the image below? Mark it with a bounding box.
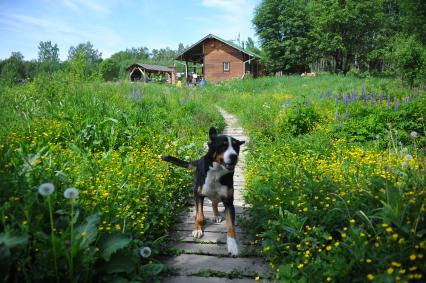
[127,63,175,73]
[175,34,261,62]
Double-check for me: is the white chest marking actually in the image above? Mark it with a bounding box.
[201,162,230,202]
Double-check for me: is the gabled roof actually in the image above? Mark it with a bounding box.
[127,63,175,73]
[175,34,261,62]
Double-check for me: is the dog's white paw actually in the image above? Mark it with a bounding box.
[227,236,239,256]
[192,229,203,238]
[213,215,223,223]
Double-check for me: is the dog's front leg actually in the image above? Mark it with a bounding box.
[192,194,204,238]
[223,199,239,256]
[212,201,223,223]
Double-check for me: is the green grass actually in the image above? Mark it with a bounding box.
[1,74,425,282]
[198,75,425,282]
[0,78,224,282]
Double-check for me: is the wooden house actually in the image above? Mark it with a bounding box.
[176,34,263,83]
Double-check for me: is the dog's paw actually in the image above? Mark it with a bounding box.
[227,237,239,257]
[192,229,203,239]
[213,215,223,223]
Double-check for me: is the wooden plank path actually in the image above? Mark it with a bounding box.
[162,108,272,282]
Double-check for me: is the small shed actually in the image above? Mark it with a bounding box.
[127,63,176,84]
[175,34,263,83]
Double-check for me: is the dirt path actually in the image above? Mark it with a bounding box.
[162,107,271,282]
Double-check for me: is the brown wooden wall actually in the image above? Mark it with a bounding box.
[203,38,244,82]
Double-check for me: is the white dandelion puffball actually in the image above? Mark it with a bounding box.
[38,183,55,196]
[139,246,151,258]
[410,131,418,138]
[405,154,413,161]
[64,187,79,199]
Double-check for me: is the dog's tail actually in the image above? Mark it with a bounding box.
[161,156,197,169]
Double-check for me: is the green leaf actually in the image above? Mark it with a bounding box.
[102,252,136,274]
[75,213,101,249]
[0,232,29,248]
[140,263,164,276]
[101,234,132,261]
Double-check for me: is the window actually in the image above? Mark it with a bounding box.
[223,62,230,72]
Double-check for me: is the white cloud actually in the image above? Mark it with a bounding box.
[43,0,109,14]
[199,0,258,41]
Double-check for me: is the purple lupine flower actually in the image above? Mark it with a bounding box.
[131,90,141,102]
[362,83,366,99]
[371,95,376,105]
[345,111,349,120]
[394,98,399,111]
[335,112,339,123]
[387,96,391,109]
[335,96,339,106]
[379,95,383,105]
[351,90,356,102]
[343,95,349,107]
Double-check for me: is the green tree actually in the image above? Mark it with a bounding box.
[253,0,311,73]
[0,52,26,86]
[309,0,384,73]
[68,42,102,77]
[38,41,60,74]
[99,58,120,81]
[390,34,426,87]
[244,37,261,55]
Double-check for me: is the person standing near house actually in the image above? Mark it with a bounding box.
[192,72,198,85]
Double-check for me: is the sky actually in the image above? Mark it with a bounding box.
[0,0,261,61]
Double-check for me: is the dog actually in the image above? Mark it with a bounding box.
[161,127,245,256]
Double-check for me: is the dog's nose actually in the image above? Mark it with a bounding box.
[229,154,238,164]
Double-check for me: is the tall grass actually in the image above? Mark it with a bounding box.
[199,75,425,282]
[0,78,224,282]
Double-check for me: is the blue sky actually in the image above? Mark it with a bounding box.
[0,0,261,61]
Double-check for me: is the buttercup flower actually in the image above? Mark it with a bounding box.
[38,183,55,197]
[139,246,151,258]
[64,188,79,199]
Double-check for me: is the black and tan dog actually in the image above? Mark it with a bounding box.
[161,127,244,256]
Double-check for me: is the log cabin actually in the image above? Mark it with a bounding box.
[176,34,263,83]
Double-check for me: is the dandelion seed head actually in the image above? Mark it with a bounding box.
[38,183,55,196]
[410,131,418,138]
[139,246,151,258]
[64,187,79,199]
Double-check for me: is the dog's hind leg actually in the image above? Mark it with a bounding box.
[192,194,204,238]
[212,201,223,223]
[224,199,239,256]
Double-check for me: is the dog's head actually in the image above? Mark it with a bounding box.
[207,127,245,171]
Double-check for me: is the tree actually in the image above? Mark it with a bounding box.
[0,52,25,85]
[253,0,311,73]
[68,42,102,76]
[244,37,261,55]
[99,58,120,81]
[38,41,60,74]
[38,41,59,62]
[308,0,384,73]
[390,34,426,87]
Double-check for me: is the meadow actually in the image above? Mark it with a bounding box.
[0,76,224,282]
[0,74,425,282]
[201,75,426,282]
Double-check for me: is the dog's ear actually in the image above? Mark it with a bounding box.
[238,140,245,145]
[209,127,217,142]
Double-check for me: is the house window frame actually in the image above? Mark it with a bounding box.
[223,61,230,72]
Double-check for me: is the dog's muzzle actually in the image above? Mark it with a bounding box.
[224,163,236,170]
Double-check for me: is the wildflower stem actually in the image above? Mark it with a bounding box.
[70,200,74,282]
[47,196,59,283]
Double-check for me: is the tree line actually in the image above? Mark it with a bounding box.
[253,0,426,86]
[0,41,186,86]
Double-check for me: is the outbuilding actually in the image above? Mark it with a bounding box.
[176,34,263,83]
[127,63,176,84]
